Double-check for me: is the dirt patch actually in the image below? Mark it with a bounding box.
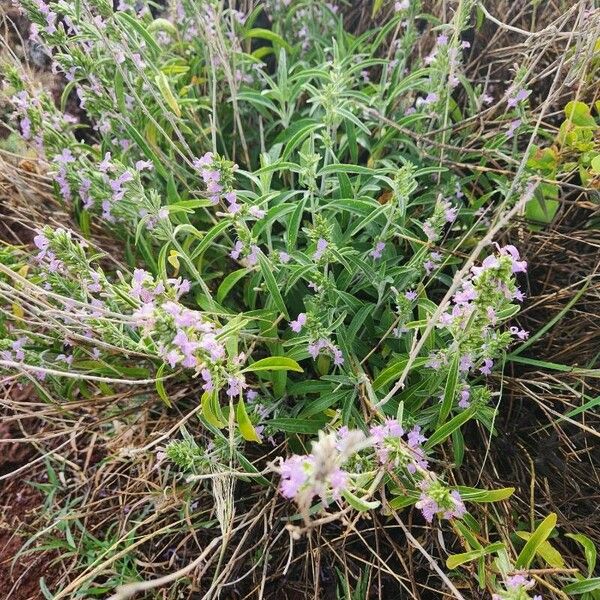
[0,470,60,599]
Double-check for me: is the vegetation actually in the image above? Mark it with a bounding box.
[0,0,598,598]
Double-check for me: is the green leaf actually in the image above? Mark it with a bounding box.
[155,363,171,407]
[372,356,428,391]
[515,532,565,568]
[114,12,160,56]
[425,407,476,449]
[236,399,261,442]
[564,101,596,127]
[342,489,380,512]
[566,533,597,576]
[456,487,515,503]
[267,417,328,434]
[244,28,292,52]
[123,123,167,178]
[189,220,231,260]
[242,356,303,373]
[446,543,505,570]
[201,391,226,429]
[372,0,384,17]
[563,579,600,595]
[155,72,181,117]
[438,354,459,424]
[515,513,558,569]
[217,268,248,303]
[258,254,289,319]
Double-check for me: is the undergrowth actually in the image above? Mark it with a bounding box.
[0,0,599,598]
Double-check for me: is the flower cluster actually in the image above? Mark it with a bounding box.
[492,571,542,600]
[423,197,458,242]
[288,312,344,368]
[370,418,428,474]
[415,479,466,522]
[277,423,466,525]
[278,430,363,507]
[426,244,529,410]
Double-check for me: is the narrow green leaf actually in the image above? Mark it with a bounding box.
[267,417,328,434]
[515,513,558,569]
[563,578,600,595]
[244,28,292,52]
[155,363,171,407]
[446,543,505,570]
[342,489,380,512]
[217,268,249,303]
[201,391,225,428]
[189,220,231,260]
[425,406,476,449]
[242,356,303,373]
[566,533,597,576]
[456,486,515,503]
[236,398,261,442]
[258,254,289,319]
[515,532,565,568]
[155,72,181,117]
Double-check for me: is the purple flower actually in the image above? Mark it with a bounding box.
[247,245,260,266]
[509,326,529,340]
[249,206,266,219]
[506,572,534,590]
[20,117,31,140]
[458,388,470,409]
[193,152,213,169]
[98,152,112,173]
[498,244,527,273]
[164,349,182,368]
[279,251,290,264]
[443,202,458,223]
[459,354,473,372]
[199,335,225,361]
[290,313,307,333]
[405,290,417,301]
[480,358,493,375]
[423,92,438,105]
[230,240,244,260]
[135,160,153,171]
[226,375,247,398]
[86,272,102,293]
[423,220,437,241]
[437,34,448,46]
[506,118,522,138]
[507,88,530,108]
[313,238,328,261]
[280,455,310,499]
[201,368,214,391]
[34,232,49,255]
[370,241,385,259]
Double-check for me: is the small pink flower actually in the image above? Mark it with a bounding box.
[290,313,307,333]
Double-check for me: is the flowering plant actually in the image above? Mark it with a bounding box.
[1,0,597,598]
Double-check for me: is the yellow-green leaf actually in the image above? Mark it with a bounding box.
[516,532,565,568]
[201,391,225,428]
[236,399,261,442]
[241,356,303,373]
[155,72,181,117]
[515,513,557,569]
